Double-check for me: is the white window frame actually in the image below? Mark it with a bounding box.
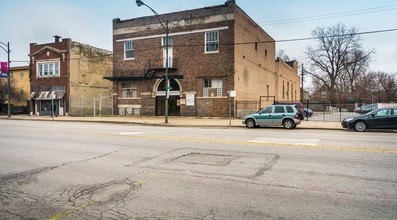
[124,41,134,60]
[161,36,173,47]
[37,60,60,78]
[205,31,219,53]
[203,79,223,97]
[121,83,138,98]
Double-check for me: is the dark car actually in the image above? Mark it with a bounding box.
[355,103,378,114]
[303,108,313,117]
[341,108,397,132]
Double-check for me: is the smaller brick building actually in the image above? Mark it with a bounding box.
[29,37,113,116]
[107,0,300,117]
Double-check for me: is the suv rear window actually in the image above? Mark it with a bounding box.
[286,106,294,113]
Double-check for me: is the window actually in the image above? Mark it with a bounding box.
[260,106,272,114]
[161,36,173,47]
[286,106,294,113]
[124,41,134,59]
[205,31,219,53]
[20,72,24,79]
[274,106,285,113]
[375,109,389,117]
[266,85,269,99]
[287,82,290,99]
[121,83,137,98]
[37,60,60,77]
[203,79,223,97]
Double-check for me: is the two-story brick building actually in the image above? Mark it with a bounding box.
[106,0,300,117]
[29,37,113,116]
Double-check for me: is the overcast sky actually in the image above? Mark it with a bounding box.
[1,0,396,77]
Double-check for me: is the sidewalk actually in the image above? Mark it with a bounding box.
[0,115,342,130]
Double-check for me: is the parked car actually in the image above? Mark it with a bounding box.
[303,108,313,117]
[274,102,304,119]
[243,104,301,129]
[341,108,397,132]
[355,103,378,114]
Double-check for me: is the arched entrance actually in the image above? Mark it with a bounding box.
[156,79,181,116]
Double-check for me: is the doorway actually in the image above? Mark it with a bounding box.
[156,79,180,116]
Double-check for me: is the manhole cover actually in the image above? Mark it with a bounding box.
[174,153,239,166]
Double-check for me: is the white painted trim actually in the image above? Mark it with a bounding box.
[116,26,229,42]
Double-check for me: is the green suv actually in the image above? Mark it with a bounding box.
[243,104,301,129]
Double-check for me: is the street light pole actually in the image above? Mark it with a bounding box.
[135,0,169,123]
[0,41,11,118]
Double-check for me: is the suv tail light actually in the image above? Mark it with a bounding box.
[294,113,299,119]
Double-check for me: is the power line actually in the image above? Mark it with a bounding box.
[5,28,397,62]
[275,28,397,43]
[258,5,397,25]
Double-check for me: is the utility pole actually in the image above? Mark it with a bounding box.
[301,64,304,102]
[136,0,170,123]
[0,41,11,117]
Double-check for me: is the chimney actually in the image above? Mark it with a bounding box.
[53,35,61,43]
[226,0,236,4]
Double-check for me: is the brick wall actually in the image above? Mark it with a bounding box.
[111,1,300,117]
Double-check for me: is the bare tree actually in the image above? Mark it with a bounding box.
[377,72,397,100]
[355,72,378,101]
[355,71,397,101]
[277,50,290,62]
[305,23,373,102]
[343,48,372,93]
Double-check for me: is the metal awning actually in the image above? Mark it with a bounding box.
[34,90,65,100]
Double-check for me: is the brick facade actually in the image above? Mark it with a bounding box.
[29,38,112,116]
[108,1,300,118]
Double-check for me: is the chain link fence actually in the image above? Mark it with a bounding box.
[69,95,113,117]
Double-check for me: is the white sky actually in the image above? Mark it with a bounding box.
[1,0,396,78]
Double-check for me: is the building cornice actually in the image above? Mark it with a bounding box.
[114,13,234,36]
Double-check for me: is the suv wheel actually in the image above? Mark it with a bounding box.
[283,119,295,129]
[245,119,256,128]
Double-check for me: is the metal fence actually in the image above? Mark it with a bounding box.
[304,101,357,122]
[304,100,397,122]
[69,95,113,117]
[236,100,397,122]
[235,101,260,118]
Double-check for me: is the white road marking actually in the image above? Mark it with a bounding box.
[250,137,320,146]
[120,132,145,135]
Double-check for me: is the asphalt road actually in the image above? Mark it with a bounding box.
[0,120,396,219]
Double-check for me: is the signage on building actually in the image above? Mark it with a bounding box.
[378,103,397,108]
[186,93,195,106]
